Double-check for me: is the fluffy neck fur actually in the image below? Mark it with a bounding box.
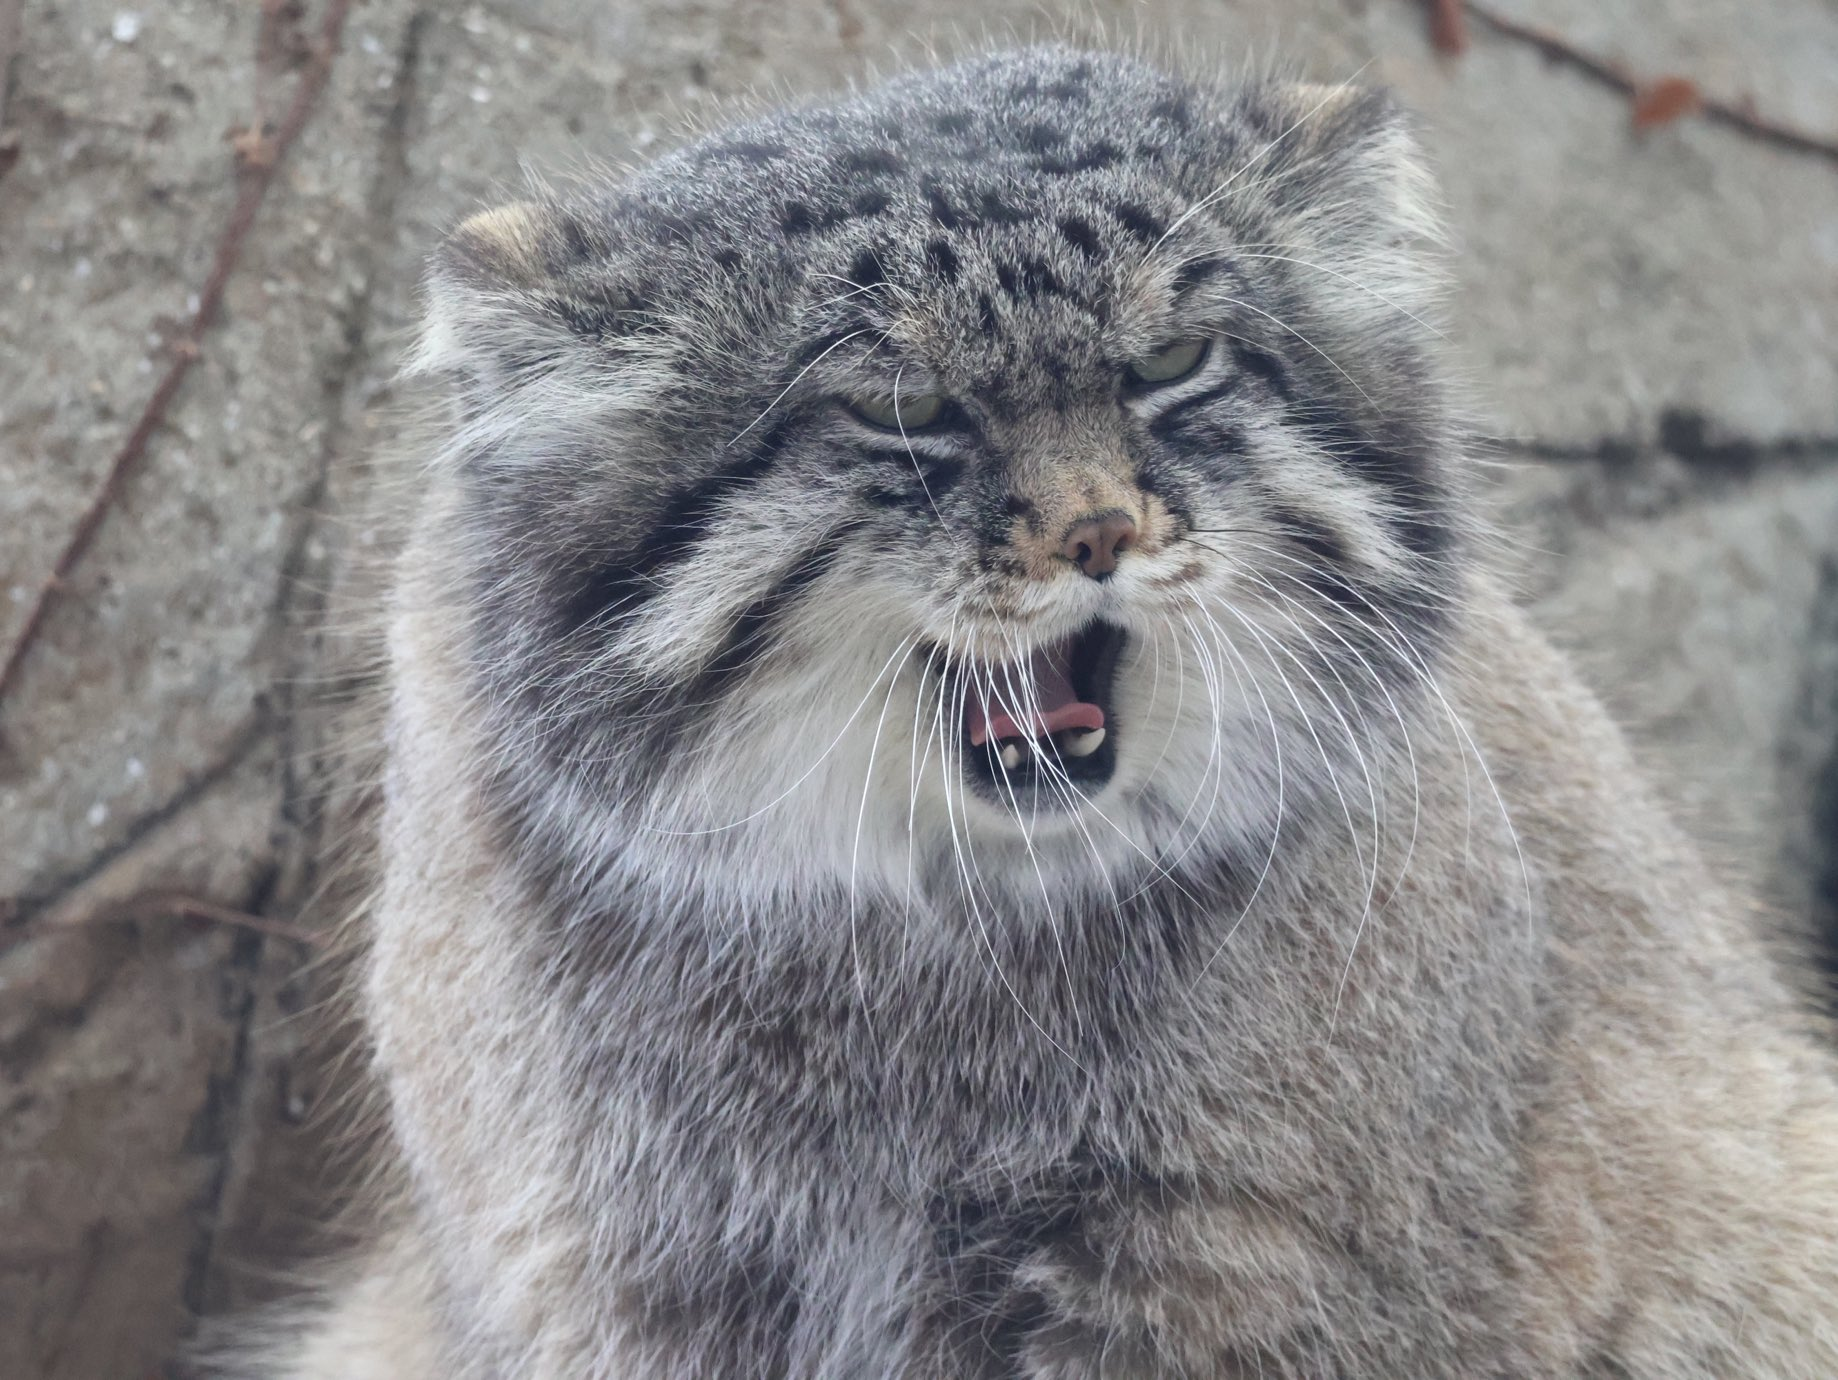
[367,492,1562,1378]
[287,44,1838,1380]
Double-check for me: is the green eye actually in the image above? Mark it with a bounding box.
[847,392,947,431]
[1127,338,1209,386]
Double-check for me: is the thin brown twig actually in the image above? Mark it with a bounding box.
[0,0,24,181]
[3,888,323,950]
[1463,0,1838,165]
[0,0,355,709]
[1427,0,1468,56]
[118,890,325,945]
[0,0,22,117]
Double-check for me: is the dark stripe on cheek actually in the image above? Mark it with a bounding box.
[678,526,860,715]
[1291,403,1450,561]
[1145,379,1243,441]
[557,421,793,635]
[1370,453,1448,557]
[1231,343,1290,400]
[862,484,916,510]
[858,449,965,513]
[1268,503,1347,567]
[913,455,964,496]
[1265,503,1365,614]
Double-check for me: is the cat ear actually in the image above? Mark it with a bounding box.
[1235,82,1446,303]
[413,199,646,401]
[439,201,557,291]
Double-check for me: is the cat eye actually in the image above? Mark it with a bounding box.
[846,392,947,431]
[1126,338,1209,386]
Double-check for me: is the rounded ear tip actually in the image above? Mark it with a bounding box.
[437,201,550,289]
[1274,80,1404,131]
[1252,78,1431,181]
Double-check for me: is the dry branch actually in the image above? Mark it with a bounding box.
[101,890,323,946]
[1462,1,1838,164]
[2,888,322,953]
[1427,0,1469,56]
[0,0,356,708]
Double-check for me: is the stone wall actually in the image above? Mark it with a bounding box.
[2,1,1834,1375]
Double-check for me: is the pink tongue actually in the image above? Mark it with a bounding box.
[966,637,1106,747]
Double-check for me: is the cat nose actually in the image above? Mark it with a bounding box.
[1060,512,1137,580]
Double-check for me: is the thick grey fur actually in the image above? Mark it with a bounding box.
[238,45,1838,1380]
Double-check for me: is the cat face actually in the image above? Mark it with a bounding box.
[415,47,1460,914]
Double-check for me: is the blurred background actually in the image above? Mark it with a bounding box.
[1,0,1835,1375]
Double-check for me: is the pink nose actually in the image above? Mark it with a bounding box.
[1060,512,1137,580]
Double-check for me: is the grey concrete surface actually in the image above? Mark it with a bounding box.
[1,0,1835,1375]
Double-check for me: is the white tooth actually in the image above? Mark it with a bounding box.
[999,742,1023,771]
[1061,726,1106,758]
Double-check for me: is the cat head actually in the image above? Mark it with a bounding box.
[410,45,1462,921]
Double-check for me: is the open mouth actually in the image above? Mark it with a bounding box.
[933,621,1127,806]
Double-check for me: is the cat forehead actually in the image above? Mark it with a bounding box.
[675,47,1199,177]
[612,47,1215,257]
[431,47,1427,406]
[543,48,1231,383]
[439,49,1423,342]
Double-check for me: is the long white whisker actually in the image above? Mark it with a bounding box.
[1211,541,1425,907]
[1202,599,1374,1016]
[726,327,872,446]
[894,368,949,527]
[1183,598,1286,986]
[936,640,1090,1073]
[850,640,917,1003]
[648,636,919,834]
[1151,72,1371,253]
[988,630,1090,1028]
[1206,578,1386,1026]
[1202,534,1531,921]
[1211,293,1378,408]
[1230,251,1447,340]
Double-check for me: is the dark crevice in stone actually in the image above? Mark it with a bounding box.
[1487,414,1838,471]
[1487,434,1642,467]
[174,0,433,1340]
[1806,559,1838,989]
[1655,408,1825,476]
[177,861,282,1320]
[3,713,274,930]
[1813,740,1838,969]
